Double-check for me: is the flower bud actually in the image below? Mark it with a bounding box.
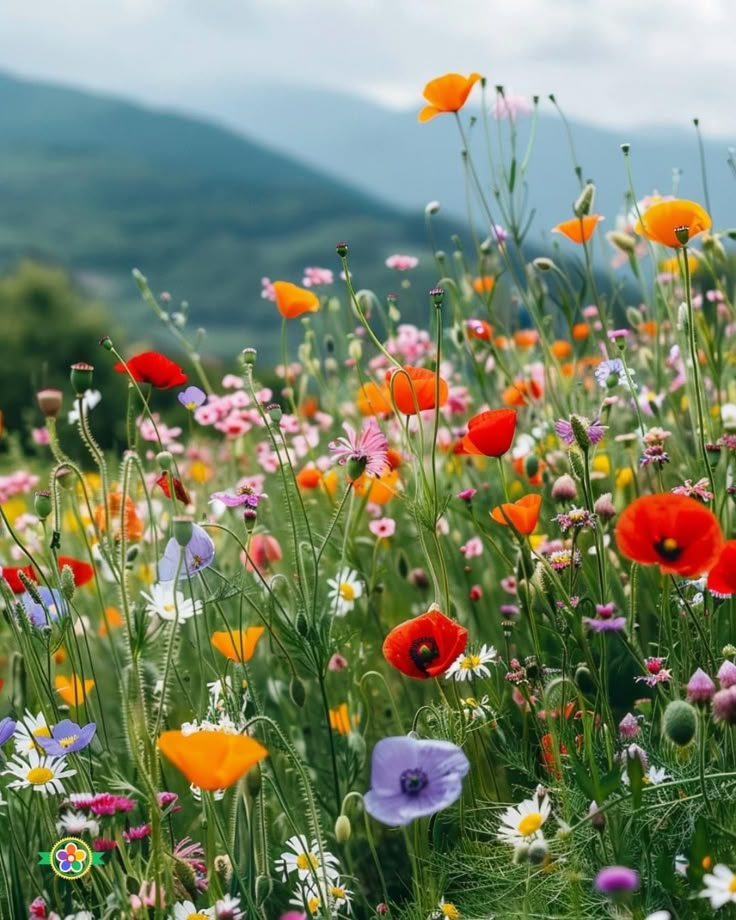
[574,182,596,217]
[712,686,736,724]
[334,814,352,843]
[347,456,368,481]
[347,338,363,363]
[593,492,616,520]
[34,491,52,521]
[336,241,349,258]
[717,660,736,689]
[156,450,174,471]
[70,363,94,395]
[686,668,716,705]
[60,565,76,601]
[245,763,261,798]
[98,335,114,352]
[662,699,697,747]
[267,403,282,423]
[240,347,257,367]
[618,712,640,739]
[425,200,440,216]
[567,447,585,480]
[606,231,637,254]
[243,508,257,532]
[172,516,193,547]
[430,287,444,308]
[214,854,232,885]
[36,389,63,419]
[588,801,606,832]
[551,474,577,502]
[289,675,306,708]
[528,838,549,864]
[533,257,556,272]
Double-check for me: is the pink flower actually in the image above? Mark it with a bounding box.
[243,533,282,575]
[328,421,389,478]
[328,653,349,671]
[369,517,396,538]
[302,266,334,287]
[460,536,483,559]
[469,584,483,601]
[261,277,276,301]
[31,427,50,446]
[492,93,532,121]
[457,488,477,502]
[385,254,418,271]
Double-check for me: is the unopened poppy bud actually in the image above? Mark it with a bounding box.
[55,466,75,491]
[574,665,595,693]
[240,347,257,367]
[574,182,596,217]
[335,814,352,843]
[524,454,540,478]
[528,838,549,864]
[430,287,444,308]
[336,241,349,258]
[267,403,282,423]
[662,699,697,746]
[255,875,273,906]
[98,335,114,352]
[425,200,440,216]
[172,516,193,547]
[70,363,94,395]
[533,257,556,272]
[588,801,606,832]
[388,303,401,323]
[296,613,309,637]
[289,675,306,708]
[607,230,637,255]
[245,763,261,798]
[156,451,174,471]
[701,232,726,259]
[243,508,257,532]
[60,565,76,600]
[567,448,585,480]
[347,338,363,362]
[407,568,429,589]
[34,491,52,520]
[36,389,63,419]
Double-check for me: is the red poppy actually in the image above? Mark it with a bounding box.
[706,541,736,595]
[114,352,188,389]
[57,557,95,587]
[383,609,468,680]
[490,493,542,534]
[460,409,517,457]
[1,564,37,593]
[466,319,493,341]
[155,474,191,505]
[615,493,723,577]
[387,366,448,415]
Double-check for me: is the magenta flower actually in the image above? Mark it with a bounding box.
[554,415,607,447]
[618,713,640,739]
[364,735,470,826]
[594,865,640,895]
[687,668,716,704]
[583,602,626,632]
[328,421,389,478]
[718,660,736,689]
[385,254,418,271]
[209,484,263,508]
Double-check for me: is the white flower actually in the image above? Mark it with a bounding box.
[326,568,363,616]
[621,764,668,787]
[56,809,99,837]
[290,876,353,916]
[14,710,51,755]
[67,389,102,425]
[721,403,736,432]
[645,912,671,920]
[497,786,551,848]
[214,894,243,920]
[461,695,492,721]
[4,749,75,795]
[141,582,202,622]
[190,783,224,802]
[278,835,340,882]
[700,864,736,909]
[445,644,498,681]
[172,901,215,920]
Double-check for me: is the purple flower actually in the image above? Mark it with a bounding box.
[687,668,716,704]
[554,415,606,448]
[210,485,262,508]
[594,358,629,389]
[583,616,626,633]
[36,719,96,755]
[178,386,207,411]
[21,587,67,627]
[328,421,389,478]
[158,523,215,581]
[594,865,640,895]
[618,713,640,739]
[0,716,16,746]
[717,660,736,689]
[363,735,470,826]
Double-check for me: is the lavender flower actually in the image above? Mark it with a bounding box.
[36,720,96,756]
[618,713,640,739]
[594,865,640,895]
[718,660,736,689]
[328,421,389,478]
[0,717,16,746]
[554,415,606,449]
[583,603,626,632]
[21,587,67,628]
[178,386,207,411]
[209,484,262,508]
[363,736,470,826]
[594,358,631,389]
[158,523,215,581]
[686,668,716,705]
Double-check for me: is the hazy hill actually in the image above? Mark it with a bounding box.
[0,72,462,358]
[196,83,736,242]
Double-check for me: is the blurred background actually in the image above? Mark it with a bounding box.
[1,0,735,446]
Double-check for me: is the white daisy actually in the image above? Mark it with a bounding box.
[67,389,102,425]
[326,568,363,616]
[278,834,341,882]
[14,710,51,755]
[56,809,100,837]
[4,749,75,795]
[214,894,243,920]
[496,786,551,848]
[171,901,215,920]
[700,864,736,909]
[445,644,498,681]
[141,582,203,622]
[621,764,669,787]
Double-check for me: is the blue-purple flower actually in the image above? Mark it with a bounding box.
[0,717,16,746]
[36,720,96,756]
[554,415,606,449]
[363,735,470,826]
[594,358,631,389]
[20,587,67,628]
[158,524,215,581]
[177,386,207,411]
[583,602,626,633]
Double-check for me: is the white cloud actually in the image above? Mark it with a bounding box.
[0,0,734,136]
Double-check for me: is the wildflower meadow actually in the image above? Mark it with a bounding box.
[2,72,736,920]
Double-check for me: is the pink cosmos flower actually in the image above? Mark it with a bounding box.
[385,254,419,271]
[328,421,389,478]
[369,517,396,538]
[460,537,483,559]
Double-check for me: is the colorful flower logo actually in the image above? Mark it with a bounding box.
[49,837,92,879]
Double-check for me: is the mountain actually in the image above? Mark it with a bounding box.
[190,83,736,243]
[0,72,462,359]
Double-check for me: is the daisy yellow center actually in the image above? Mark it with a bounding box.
[730,878,736,894]
[517,812,543,836]
[307,896,320,913]
[186,913,210,920]
[460,655,481,670]
[338,583,355,601]
[330,886,346,898]
[59,734,79,748]
[33,726,51,738]
[27,766,54,785]
[163,603,176,613]
[441,903,460,919]
[296,852,319,872]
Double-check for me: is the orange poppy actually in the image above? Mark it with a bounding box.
[490,493,542,534]
[353,467,400,505]
[461,409,517,457]
[502,379,543,407]
[387,366,448,415]
[298,395,319,418]
[472,275,496,294]
[634,199,711,248]
[99,606,124,637]
[55,674,95,707]
[513,329,539,348]
[707,541,736,595]
[494,335,509,350]
[296,467,323,490]
[386,447,403,470]
[553,215,604,244]
[356,381,393,416]
[158,729,267,790]
[550,340,572,360]
[93,493,144,542]
[513,455,546,487]
[383,609,468,679]
[638,321,658,337]
[273,281,320,319]
[466,319,494,341]
[615,493,723,576]
[572,322,590,340]
[329,703,356,735]
[418,72,482,123]
[211,627,265,662]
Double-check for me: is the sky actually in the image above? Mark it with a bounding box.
[2,0,735,138]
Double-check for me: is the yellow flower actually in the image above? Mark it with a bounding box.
[615,468,634,491]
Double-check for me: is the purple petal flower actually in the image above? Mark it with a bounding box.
[209,486,261,508]
[0,716,16,746]
[583,617,627,632]
[178,386,207,410]
[158,523,215,581]
[21,587,66,627]
[554,419,574,445]
[328,421,389,478]
[687,667,716,704]
[36,719,96,755]
[363,735,470,826]
[594,865,640,895]
[717,660,736,689]
[618,713,640,739]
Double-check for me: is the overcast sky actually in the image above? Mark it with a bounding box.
[2,0,735,137]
